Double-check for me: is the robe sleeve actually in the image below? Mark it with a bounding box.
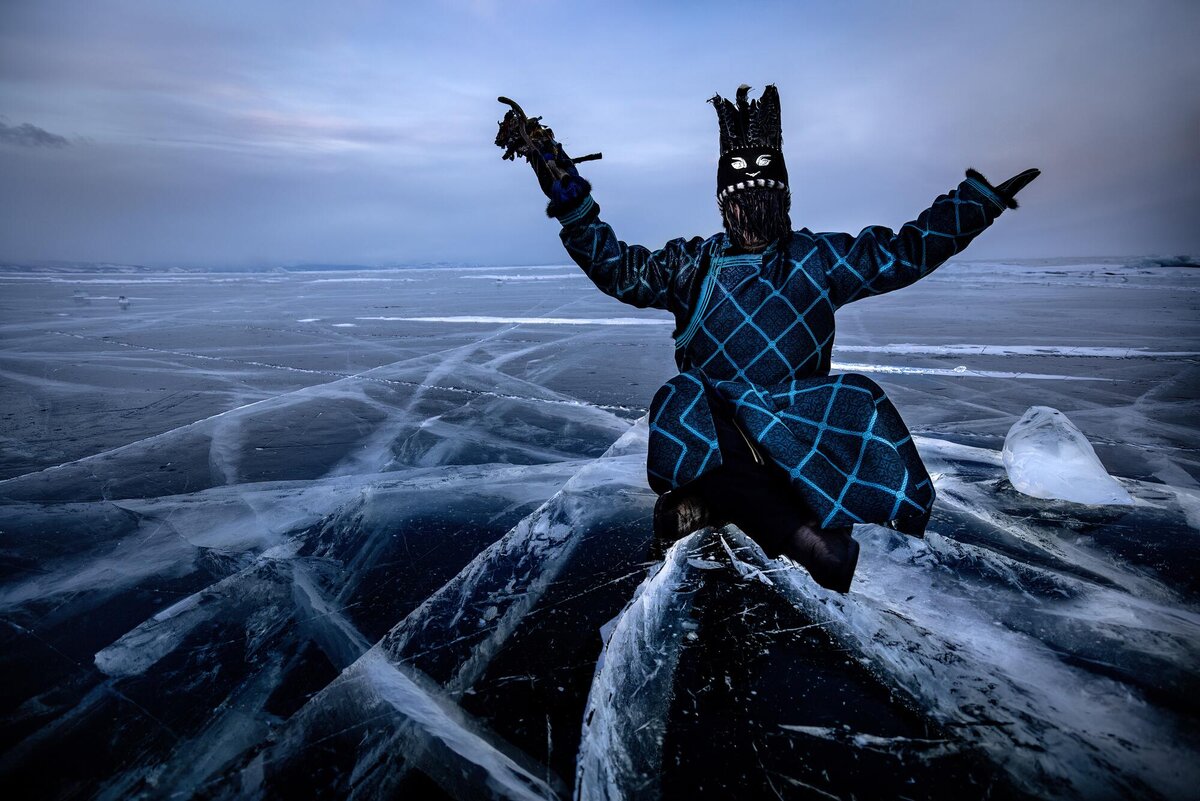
[554,194,698,312]
[816,173,1009,307]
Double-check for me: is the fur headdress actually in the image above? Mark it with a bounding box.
[709,85,789,209]
[709,83,783,154]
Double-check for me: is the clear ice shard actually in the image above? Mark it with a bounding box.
[575,532,704,801]
[1002,406,1133,505]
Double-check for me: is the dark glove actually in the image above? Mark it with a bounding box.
[530,140,591,216]
[496,99,593,218]
[995,168,1040,206]
[966,167,1040,209]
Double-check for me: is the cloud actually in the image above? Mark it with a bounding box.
[0,1,1196,264]
[0,121,70,148]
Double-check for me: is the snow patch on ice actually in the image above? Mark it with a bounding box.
[831,361,1114,381]
[834,343,1200,358]
[304,277,418,283]
[356,316,671,326]
[460,274,580,281]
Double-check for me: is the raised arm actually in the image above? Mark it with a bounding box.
[818,168,1039,307]
[494,99,702,312]
[553,195,703,311]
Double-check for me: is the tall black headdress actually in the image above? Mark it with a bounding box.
[709,84,789,209]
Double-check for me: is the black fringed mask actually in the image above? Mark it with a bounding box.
[709,84,790,209]
[716,146,789,206]
[710,84,791,248]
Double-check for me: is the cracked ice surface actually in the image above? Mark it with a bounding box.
[1,258,1198,799]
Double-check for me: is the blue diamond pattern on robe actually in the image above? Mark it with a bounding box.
[556,175,1006,535]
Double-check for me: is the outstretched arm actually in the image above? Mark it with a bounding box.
[554,195,702,311]
[819,168,1039,307]
[495,100,700,311]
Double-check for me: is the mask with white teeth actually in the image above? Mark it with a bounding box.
[709,84,792,250]
[716,146,789,207]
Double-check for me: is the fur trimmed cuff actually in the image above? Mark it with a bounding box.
[965,167,1018,210]
[554,195,599,228]
[545,179,593,219]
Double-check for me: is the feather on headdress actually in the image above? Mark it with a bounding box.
[709,84,783,154]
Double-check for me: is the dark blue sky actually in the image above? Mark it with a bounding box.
[1,0,1197,266]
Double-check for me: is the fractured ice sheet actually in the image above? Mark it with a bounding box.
[716,522,1200,801]
[0,460,583,798]
[1,260,1198,799]
[569,449,1199,799]
[577,526,1012,800]
[190,421,658,799]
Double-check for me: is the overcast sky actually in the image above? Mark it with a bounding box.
[1,0,1197,267]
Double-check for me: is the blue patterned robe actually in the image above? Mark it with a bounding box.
[554,175,1008,536]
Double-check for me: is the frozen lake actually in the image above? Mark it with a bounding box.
[1,258,1198,799]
